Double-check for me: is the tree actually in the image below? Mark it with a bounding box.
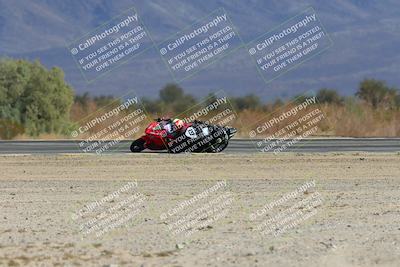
[172,94,196,113]
[230,94,262,111]
[316,88,343,105]
[396,95,400,108]
[292,93,316,105]
[94,95,120,108]
[356,79,398,109]
[158,83,196,113]
[141,97,162,114]
[204,93,218,107]
[0,59,74,138]
[159,83,184,104]
[74,92,91,112]
[272,98,283,108]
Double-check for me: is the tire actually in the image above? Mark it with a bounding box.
[205,130,229,153]
[206,140,229,153]
[130,138,146,152]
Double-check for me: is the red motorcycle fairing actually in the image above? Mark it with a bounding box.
[141,121,191,150]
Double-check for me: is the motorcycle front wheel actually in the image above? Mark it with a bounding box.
[205,130,230,153]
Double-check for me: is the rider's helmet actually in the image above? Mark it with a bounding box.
[173,118,184,129]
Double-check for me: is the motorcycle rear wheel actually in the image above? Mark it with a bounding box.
[130,138,146,152]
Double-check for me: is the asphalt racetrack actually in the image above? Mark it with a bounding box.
[0,138,399,154]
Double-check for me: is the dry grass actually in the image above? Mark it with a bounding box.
[230,104,400,138]
[321,103,400,137]
[9,103,400,140]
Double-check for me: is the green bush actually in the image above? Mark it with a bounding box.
[316,88,344,105]
[356,79,398,109]
[0,59,74,138]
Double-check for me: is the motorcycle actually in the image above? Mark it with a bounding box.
[130,119,236,153]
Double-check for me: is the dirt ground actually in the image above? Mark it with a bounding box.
[0,152,399,267]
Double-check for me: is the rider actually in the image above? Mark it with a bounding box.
[158,118,185,137]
